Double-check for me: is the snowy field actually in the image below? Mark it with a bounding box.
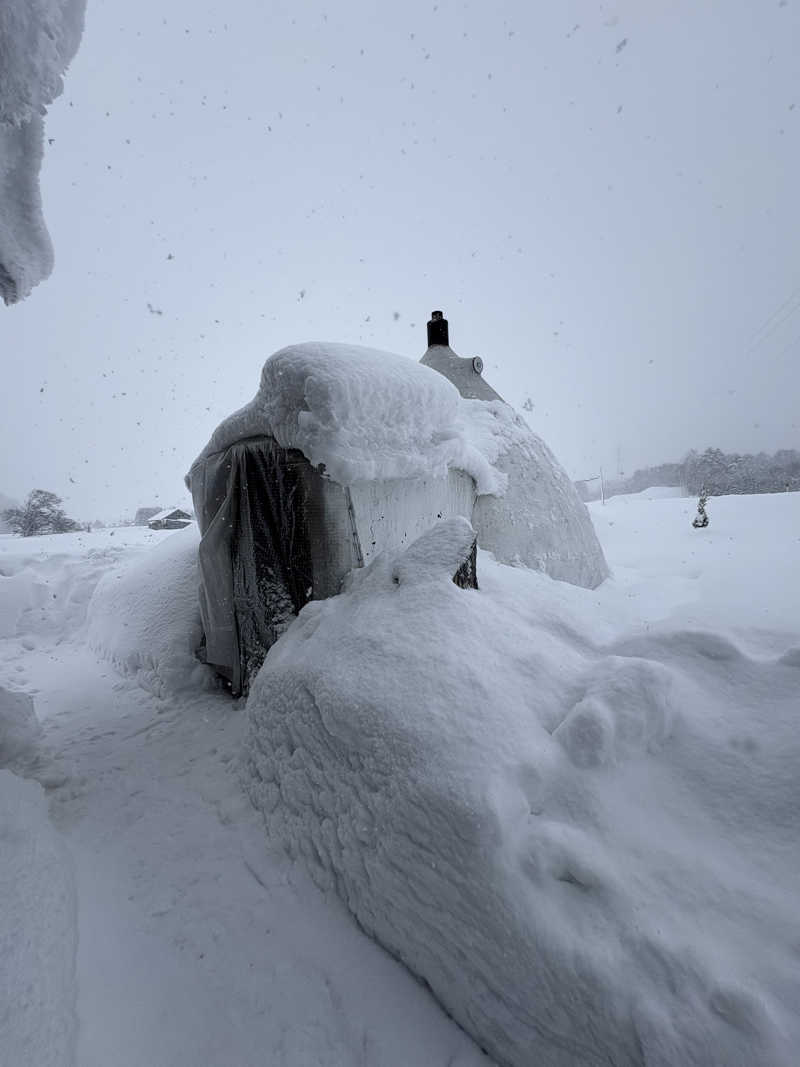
[1,492,799,1065]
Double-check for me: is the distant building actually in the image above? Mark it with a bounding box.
[147,508,192,530]
[134,507,161,526]
[420,312,608,590]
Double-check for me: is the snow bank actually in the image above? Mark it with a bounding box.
[605,485,685,503]
[0,686,42,765]
[0,565,46,637]
[630,485,685,499]
[0,770,77,1066]
[190,342,505,495]
[0,530,158,643]
[0,0,86,303]
[246,520,800,1066]
[87,526,209,697]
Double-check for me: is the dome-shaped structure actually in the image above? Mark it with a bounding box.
[187,334,608,692]
[421,311,609,589]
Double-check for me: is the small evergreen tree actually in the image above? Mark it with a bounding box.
[692,488,710,529]
[2,489,80,537]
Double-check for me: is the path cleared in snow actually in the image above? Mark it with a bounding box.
[0,529,489,1067]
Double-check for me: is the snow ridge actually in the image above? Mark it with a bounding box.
[245,520,800,1067]
[86,527,210,699]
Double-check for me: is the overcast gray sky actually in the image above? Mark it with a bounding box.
[2,0,799,520]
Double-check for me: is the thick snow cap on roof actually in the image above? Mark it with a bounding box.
[418,328,608,588]
[147,507,189,524]
[189,342,506,495]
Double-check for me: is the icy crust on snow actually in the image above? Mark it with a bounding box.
[0,770,78,1067]
[86,526,210,698]
[246,523,800,1067]
[0,0,86,303]
[190,342,506,495]
[469,400,609,588]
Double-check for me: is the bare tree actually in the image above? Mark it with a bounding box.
[3,489,79,536]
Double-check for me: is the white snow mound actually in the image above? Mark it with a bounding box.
[190,342,506,495]
[87,526,209,697]
[0,565,45,638]
[0,686,42,766]
[0,770,77,1067]
[246,521,800,1067]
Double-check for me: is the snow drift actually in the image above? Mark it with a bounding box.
[0,685,42,765]
[0,770,78,1067]
[0,0,86,303]
[0,533,143,642]
[246,518,800,1067]
[87,526,209,697]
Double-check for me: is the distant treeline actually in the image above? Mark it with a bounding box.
[577,448,800,500]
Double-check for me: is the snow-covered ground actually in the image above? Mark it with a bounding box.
[1,492,799,1065]
[0,526,489,1067]
[592,489,800,653]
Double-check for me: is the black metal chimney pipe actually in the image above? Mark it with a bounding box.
[427,309,449,347]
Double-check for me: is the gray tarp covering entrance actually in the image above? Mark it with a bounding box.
[189,434,476,695]
[189,436,355,695]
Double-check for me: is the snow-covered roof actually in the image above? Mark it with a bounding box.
[188,342,507,496]
[148,508,190,523]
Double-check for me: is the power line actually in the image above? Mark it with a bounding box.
[744,284,800,355]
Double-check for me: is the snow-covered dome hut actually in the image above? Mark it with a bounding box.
[186,343,486,693]
[187,332,607,693]
[421,311,609,589]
